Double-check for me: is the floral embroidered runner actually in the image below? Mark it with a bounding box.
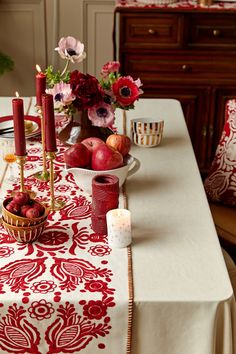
[0,135,130,354]
[115,0,236,9]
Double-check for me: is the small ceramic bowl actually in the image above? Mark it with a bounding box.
[133,132,163,147]
[1,217,47,243]
[131,118,164,135]
[66,154,140,194]
[2,197,48,227]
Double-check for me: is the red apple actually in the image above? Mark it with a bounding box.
[81,137,105,153]
[21,204,32,217]
[6,201,21,215]
[13,192,30,206]
[32,201,45,215]
[26,207,40,219]
[106,134,131,157]
[91,144,123,171]
[64,143,91,168]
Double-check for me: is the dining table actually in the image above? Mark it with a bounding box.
[0,96,235,354]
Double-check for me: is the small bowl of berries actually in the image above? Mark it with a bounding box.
[1,192,48,243]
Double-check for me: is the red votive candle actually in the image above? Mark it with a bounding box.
[91,174,119,235]
[36,69,46,107]
[42,93,57,152]
[12,98,26,156]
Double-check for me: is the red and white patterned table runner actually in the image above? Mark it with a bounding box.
[115,0,236,9]
[0,131,131,353]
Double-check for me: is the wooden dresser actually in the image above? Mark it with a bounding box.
[114,4,236,174]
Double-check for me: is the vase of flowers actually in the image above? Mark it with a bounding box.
[45,36,143,144]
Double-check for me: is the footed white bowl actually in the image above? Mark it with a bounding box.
[66,154,140,194]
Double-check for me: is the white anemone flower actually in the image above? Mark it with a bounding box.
[46,82,76,110]
[55,36,86,64]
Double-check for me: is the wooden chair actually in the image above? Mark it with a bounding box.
[209,203,236,261]
[204,99,236,262]
[222,248,236,294]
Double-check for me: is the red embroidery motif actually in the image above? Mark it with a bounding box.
[51,257,113,292]
[0,303,41,354]
[69,224,90,254]
[30,280,57,294]
[84,280,115,295]
[45,302,111,353]
[28,299,55,320]
[89,245,112,257]
[83,300,108,320]
[0,246,14,258]
[0,258,47,293]
[60,196,91,220]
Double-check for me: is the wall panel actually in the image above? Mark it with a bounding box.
[83,0,115,77]
[0,0,46,96]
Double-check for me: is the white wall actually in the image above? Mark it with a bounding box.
[0,0,115,96]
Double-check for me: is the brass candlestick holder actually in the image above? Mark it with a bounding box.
[16,155,26,192]
[15,155,36,198]
[32,105,49,181]
[46,151,65,211]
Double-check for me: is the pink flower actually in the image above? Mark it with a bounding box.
[112,76,143,107]
[101,61,120,78]
[88,101,115,128]
[55,36,86,63]
[46,82,75,110]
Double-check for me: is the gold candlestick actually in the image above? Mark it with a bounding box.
[15,155,26,192]
[14,155,36,198]
[32,105,49,181]
[46,151,65,211]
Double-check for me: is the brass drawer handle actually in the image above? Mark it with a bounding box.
[201,125,207,137]
[213,29,220,37]
[209,125,214,137]
[148,28,155,35]
[182,64,191,72]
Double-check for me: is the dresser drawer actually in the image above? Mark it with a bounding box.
[124,54,236,79]
[120,14,183,48]
[187,14,236,49]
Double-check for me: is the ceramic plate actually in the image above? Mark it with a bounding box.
[0,115,41,139]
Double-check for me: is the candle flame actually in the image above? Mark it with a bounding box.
[15,91,19,98]
[36,64,41,73]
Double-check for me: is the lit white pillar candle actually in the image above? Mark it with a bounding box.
[106,208,132,248]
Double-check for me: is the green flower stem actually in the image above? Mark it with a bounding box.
[61,59,70,78]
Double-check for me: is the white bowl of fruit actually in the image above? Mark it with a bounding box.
[65,134,140,194]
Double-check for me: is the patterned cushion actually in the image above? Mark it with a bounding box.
[204,99,236,206]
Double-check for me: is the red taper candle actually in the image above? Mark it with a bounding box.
[12,98,26,156]
[42,93,57,152]
[36,66,46,107]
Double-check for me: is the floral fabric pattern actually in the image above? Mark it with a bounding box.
[204,99,236,206]
[0,135,128,353]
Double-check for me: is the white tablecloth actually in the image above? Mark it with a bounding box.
[115,99,236,354]
[0,97,235,354]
